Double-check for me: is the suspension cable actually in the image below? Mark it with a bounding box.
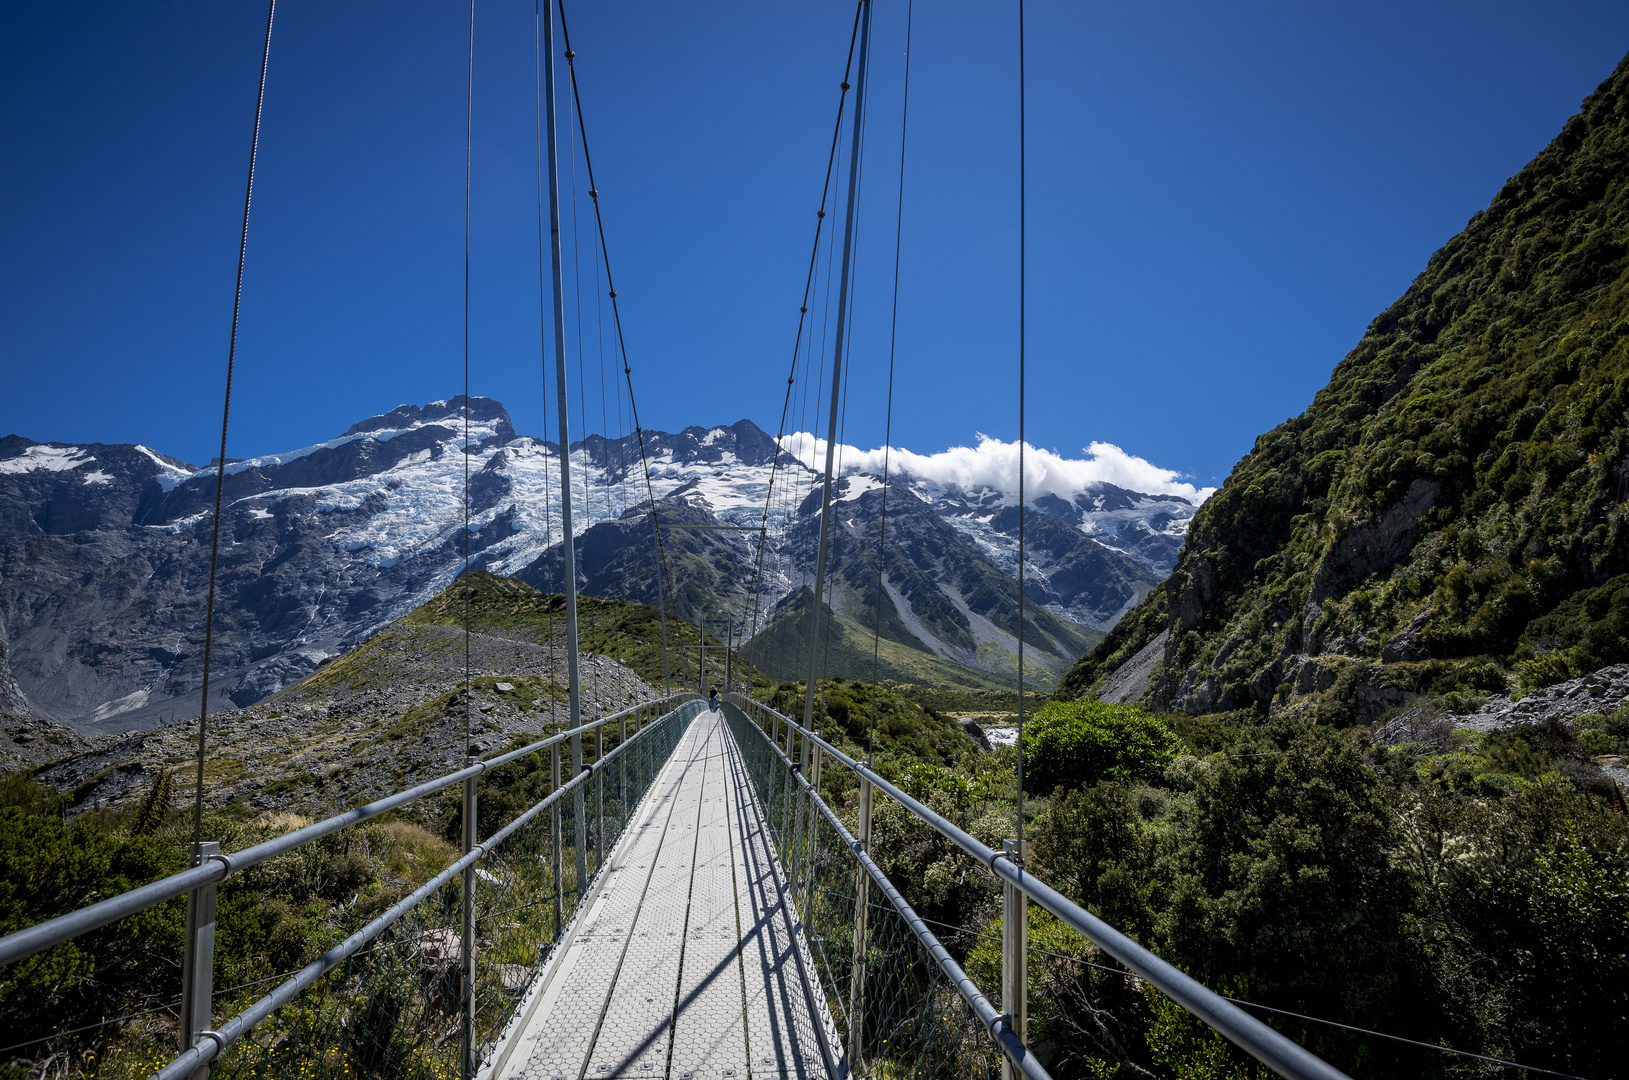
[743,1,865,657]
[554,0,673,695]
[192,0,275,851]
[869,0,913,758]
[462,0,475,761]
[1015,0,1028,858]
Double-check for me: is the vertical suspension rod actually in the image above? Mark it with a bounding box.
[192,0,276,852]
[801,0,873,734]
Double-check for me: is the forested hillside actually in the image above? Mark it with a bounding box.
[1063,53,1629,722]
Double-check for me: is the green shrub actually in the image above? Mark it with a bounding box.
[1031,783,1155,939]
[1024,699,1182,794]
[1517,649,1578,689]
[895,762,989,823]
[1158,722,1411,1036]
[1577,704,1629,754]
[0,794,188,1053]
[1520,572,1629,674]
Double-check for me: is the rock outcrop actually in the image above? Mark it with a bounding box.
[0,636,29,717]
[1455,664,1629,734]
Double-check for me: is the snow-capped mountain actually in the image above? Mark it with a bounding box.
[0,397,1194,730]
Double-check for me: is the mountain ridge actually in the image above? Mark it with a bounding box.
[0,401,1183,729]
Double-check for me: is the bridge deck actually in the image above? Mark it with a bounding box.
[493,706,836,1080]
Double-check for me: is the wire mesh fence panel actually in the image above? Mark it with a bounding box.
[723,702,1004,1080]
[858,900,1003,1080]
[200,701,698,1080]
[213,874,467,1080]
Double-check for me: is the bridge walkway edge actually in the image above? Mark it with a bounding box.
[484,706,840,1080]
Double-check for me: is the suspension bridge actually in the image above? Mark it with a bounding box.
[0,1,1353,1079]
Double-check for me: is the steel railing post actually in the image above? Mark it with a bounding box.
[802,730,823,918]
[179,841,219,1080]
[461,761,478,1080]
[551,742,563,939]
[847,767,873,1069]
[595,725,604,873]
[1001,837,1028,1080]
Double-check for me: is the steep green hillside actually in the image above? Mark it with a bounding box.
[742,586,1100,691]
[404,570,769,692]
[1063,54,1629,721]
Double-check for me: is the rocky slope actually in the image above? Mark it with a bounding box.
[1061,52,1629,721]
[1,398,1185,729]
[31,576,659,820]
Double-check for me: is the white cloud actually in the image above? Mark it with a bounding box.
[777,432,1215,505]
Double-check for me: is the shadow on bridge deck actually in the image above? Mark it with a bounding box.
[486,707,840,1080]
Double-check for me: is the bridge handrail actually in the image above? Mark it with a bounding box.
[0,692,700,971]
[152,695,703,1080]
[723,700,1049,1080]
[727,693,1352,1080]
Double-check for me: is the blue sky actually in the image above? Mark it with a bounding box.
[4,1,1627,491]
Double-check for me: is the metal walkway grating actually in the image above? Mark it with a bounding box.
[492,707,837,1080]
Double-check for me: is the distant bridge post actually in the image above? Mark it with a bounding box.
[179,840,219,1080]
[1001,837,1029,1080]
[461,761,478,1079]
[847,769,874,1069]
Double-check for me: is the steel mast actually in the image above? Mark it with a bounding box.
[802,0,873,734]
[542,0,589,893]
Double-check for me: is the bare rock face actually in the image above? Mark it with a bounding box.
[0,636,29,717]
[0,398,521,733]
[1095,629,1168,705]
[1301,479,1439,655]
[959,718,993,753]
[1380,605,1434,663]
